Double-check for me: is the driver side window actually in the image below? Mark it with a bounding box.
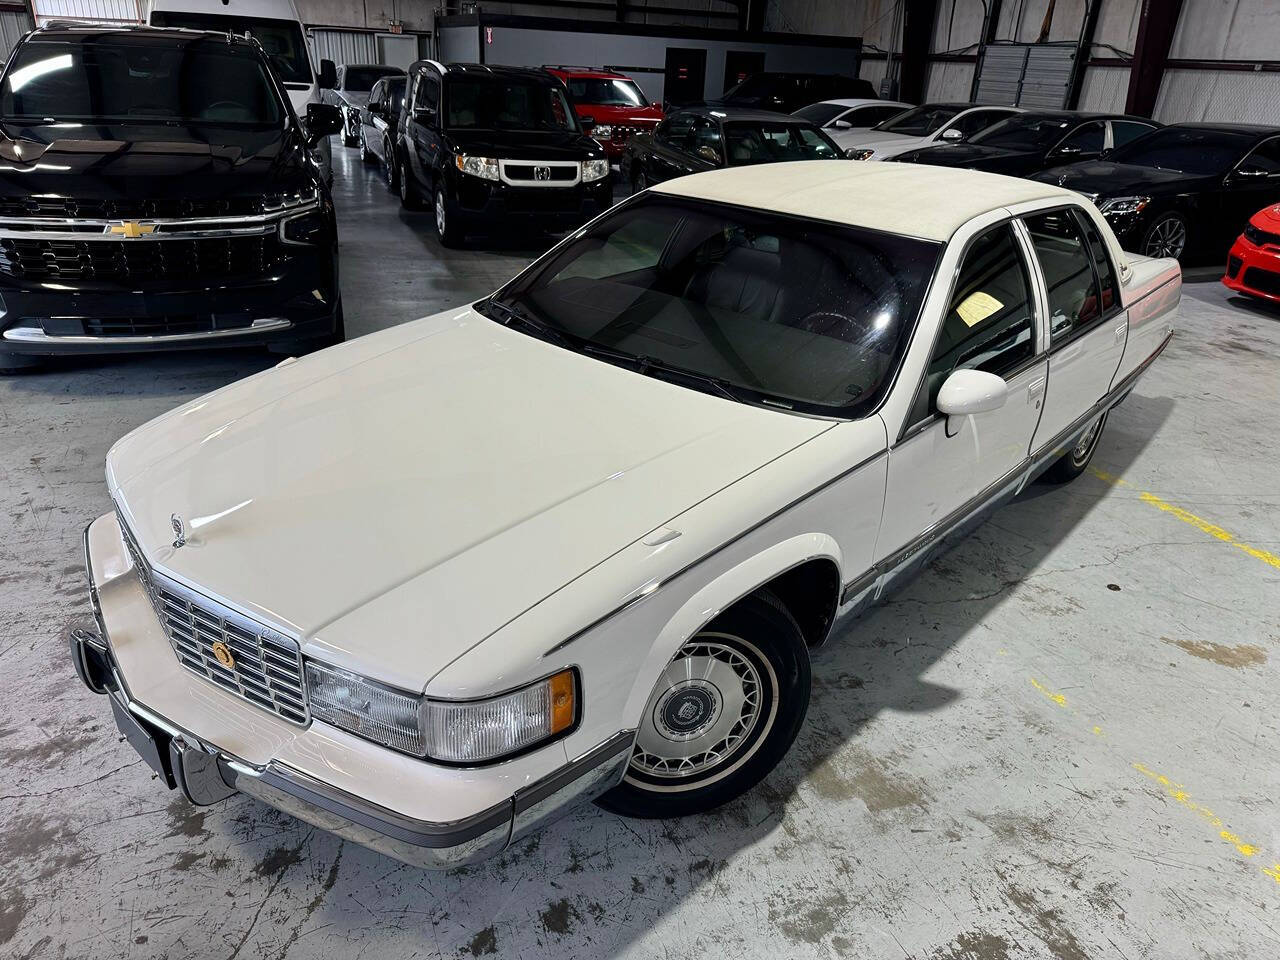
[911,224,1036,423]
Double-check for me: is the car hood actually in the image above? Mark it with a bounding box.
[446,128,605,161]
[896,143,1040,173]
[831,129,919,149]
[1034,160,1215,197]
[107,307,830,691]
[1251,203,1280,229]
[0,122,308,197]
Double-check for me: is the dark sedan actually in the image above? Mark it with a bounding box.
[622,107,843,191]
[893,111,1159,177]
[1033,123,1280,263]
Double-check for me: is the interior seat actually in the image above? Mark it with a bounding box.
[682,244,783,325]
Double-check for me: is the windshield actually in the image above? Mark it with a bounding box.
[793,103,846,127]
[874,104,962,136]
[150,12,311,86]
[725,122,841,164]
[491,195,941,416]
[1108,126,1255,175]
[385,76,406,108]
[0,37,283,125]
[345,66,401,92]
[567,77,648,107]
[446,77,577,131]
[971,114,1073,150]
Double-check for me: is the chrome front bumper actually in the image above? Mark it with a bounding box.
[76,524,632,869]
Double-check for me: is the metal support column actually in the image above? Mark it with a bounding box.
[1125,0,1185,117]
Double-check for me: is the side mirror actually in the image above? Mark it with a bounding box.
[1230,165,1270,183]
[413,106,438,128]
[940,127,963,141]
[937,369,1008,436]
[832,119,852,130]
[318,59,337,91]
[304,102,342,145]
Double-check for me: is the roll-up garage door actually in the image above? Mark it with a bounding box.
[974,43,1076,108]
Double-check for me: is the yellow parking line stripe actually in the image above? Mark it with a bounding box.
[1093,469,1280,570]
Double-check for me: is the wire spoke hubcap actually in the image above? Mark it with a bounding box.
[631,638,767,782]
[1073,415,1102,463]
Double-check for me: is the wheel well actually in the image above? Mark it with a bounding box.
[754,559,841,647]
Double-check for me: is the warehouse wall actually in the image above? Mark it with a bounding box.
[1158,0,1280,123]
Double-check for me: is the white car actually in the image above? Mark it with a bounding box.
[834,101,1023,160]
[77,162,1179,868]
[792,97,913,132]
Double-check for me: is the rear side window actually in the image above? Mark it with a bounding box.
[1075,210,1119,318]
[1024,209,1103,344]
[1058,121,1105,154]
[912,224,1036,422]
[1110,120,1154,148]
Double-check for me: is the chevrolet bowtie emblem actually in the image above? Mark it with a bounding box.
[107,220,157,238]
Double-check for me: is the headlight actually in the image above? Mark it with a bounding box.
[592,124,614,138]
[582,158,610,182]
[455,154,500,181]
[279,209,326,245]
[1098,196,1150,218]
[1243,223,1269,246]
[847,148,875,160]
[305,661,578,763]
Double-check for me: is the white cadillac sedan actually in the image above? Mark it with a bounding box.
[76,162,1179,868]
[834,101,1023,160]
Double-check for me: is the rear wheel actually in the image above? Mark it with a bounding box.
[434,185,463,247]
[1041,410,1107,484]
[399,154,425,210]
[597,591,810,819]
[383,138,399,192]
[342,114,358,148]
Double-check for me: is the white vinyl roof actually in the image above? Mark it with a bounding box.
[651,160,1084,243]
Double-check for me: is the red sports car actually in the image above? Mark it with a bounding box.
[546,65,663,161]
[1224,204,1280,302]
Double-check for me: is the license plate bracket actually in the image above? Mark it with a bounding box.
[110,695,175,789]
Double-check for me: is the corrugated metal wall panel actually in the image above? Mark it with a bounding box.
[0,10,32,59]
[1156,69,1280,125]
[973,44,1025,104]
[925,60,974,102]
[858,57,888,94]
[33,0,141,24]
[308,29,378,67]
[1019,44,1074,108]
[1077,65,1130,113]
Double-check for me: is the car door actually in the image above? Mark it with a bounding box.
[1045,120,1107,168]
[1025,206,1126,454]
[404,71,443,189]
[875,222,1048,588]
[363,80,383,157]
[1214,136,1280,253]
[647,113,698,183]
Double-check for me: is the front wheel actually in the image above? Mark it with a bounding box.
[358,131,374,165]
[383,139,399,193]
[1041,410,1108,484]
[1141,212,1187,261]
[597,591,811,819]
[399,154,425,210]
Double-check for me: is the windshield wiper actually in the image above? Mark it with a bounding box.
[482,297,575,349]
[579,343,752,404]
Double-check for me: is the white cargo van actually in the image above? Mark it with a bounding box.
[145,0,336,181]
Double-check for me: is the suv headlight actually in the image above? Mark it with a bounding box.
[847,148,875,160]
[582,158,610,182]
[279,208,327,245]
[455,154,500,181]
[592,124,613,138]
[1098,196,1150,218]
[305,662,578,763]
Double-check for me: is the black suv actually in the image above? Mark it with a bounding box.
[0,24,344,372]
[396,62,611,246]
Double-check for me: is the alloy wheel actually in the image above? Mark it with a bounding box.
[435,190,447,237]
[1145,217,1186,259]
[627,634,777,791]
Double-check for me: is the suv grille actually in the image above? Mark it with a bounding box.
[0,194,301,219]
[0,235,280,282]
[118,513,309,725]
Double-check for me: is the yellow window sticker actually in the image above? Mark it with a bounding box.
[956,291,1003,327]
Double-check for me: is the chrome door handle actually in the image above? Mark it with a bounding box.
[1028,376,1045,407]
[1114,321,1127,344]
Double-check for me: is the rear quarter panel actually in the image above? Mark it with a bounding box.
[1114,252,1180,384]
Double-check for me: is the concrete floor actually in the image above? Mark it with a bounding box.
[3,146,1280,960]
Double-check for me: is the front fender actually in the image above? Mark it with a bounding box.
[620,533,843,727]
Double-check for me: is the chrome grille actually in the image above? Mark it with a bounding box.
[117,512,309,725]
